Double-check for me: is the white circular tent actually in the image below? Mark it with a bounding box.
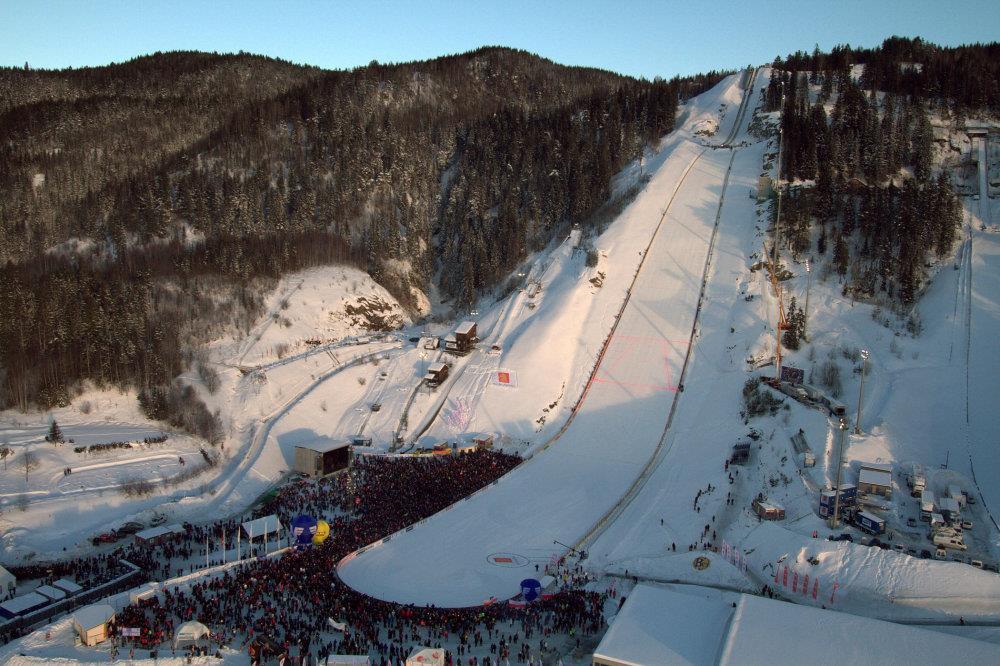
[173,620,210,649]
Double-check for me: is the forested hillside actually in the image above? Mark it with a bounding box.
[764,37,994,305]
[0,47,715,411]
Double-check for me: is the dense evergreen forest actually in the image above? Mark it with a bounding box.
[0,47,723,411]
[764,37,993,305]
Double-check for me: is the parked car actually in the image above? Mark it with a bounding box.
[117,521,144,536]
[934,548,947,560]
[828,533,853,542]
[920,549,932,559]
[906,517,917,527]
[961,520,973,530]
[972,560,984,569]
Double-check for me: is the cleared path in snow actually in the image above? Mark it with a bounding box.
[338,73,756,607]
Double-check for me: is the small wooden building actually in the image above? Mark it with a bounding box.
[424,362,450,386]
[858,462,892,499]
[73,603,116,646]
[731,441,751,465]
[752,496,785,521]
[445,321,477,353]
[294,440,350,477]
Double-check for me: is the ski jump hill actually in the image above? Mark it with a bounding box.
[338,70,766,607]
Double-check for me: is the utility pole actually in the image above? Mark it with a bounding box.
[855,349,869,435]
[829,420,848,528]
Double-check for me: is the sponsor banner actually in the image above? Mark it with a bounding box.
[491,369,518,388]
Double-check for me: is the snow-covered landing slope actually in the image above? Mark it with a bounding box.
[338,72,755,607]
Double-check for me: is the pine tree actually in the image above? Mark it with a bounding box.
[782,297,802,350]
[833,230,850,277]
[46,419,64,444]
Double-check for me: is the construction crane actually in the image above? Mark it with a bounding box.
[763,239,789,382]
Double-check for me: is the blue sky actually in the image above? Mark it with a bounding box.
[2,1,997,79]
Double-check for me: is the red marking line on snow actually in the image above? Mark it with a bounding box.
[590,334,688,392]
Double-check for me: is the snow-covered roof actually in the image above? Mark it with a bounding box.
[593,584,733,666]
[427,362,447,373]
[295,438,350,454]
[858,467,892,488]
[859,461,892,473]
[52,578,82,595]
[241,514,283,537]
[455,321,476,336]
[73,603,115,630]
[35,585,66,601]
[0,565,15,586]
[720,594,1000,664]
[0,592,48,616]
[939,497,961,513]
[595,584,1000,666]
[134,523,186,541]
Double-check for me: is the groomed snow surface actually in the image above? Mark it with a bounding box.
[338,71,760,607]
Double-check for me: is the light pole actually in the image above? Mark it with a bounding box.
[855,349,869,435]
[829,420,848,529]
[803,259,812,341]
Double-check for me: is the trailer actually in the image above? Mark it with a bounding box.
[854,511,886,535]
[907,464,926,497]
[948,484,966,508]
[920,491,936,521]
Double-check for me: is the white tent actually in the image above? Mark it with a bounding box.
[129,581,160,605]
[72,603,115,646]
[406,647,445,666]
[174,620,211,648]
[241,514,283,540]
[0,565,15,600]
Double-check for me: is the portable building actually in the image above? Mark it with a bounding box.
[73,603,116,646]
[948,485,967,508]
[0,565,15,601]
[920,491,936,520]
[35,584,67,603]
[938,497,961,521]
[294,440,350,477]
[0,592,48,619]
[858,466,893,498]
[135,523,187,544]
[52,578,83,596]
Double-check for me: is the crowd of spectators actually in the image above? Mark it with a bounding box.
[104,450,607,664]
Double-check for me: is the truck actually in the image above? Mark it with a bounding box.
[854,511,886,535]
[920,491,936,521]
[933,533,968,550]
[907,464,926,497]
